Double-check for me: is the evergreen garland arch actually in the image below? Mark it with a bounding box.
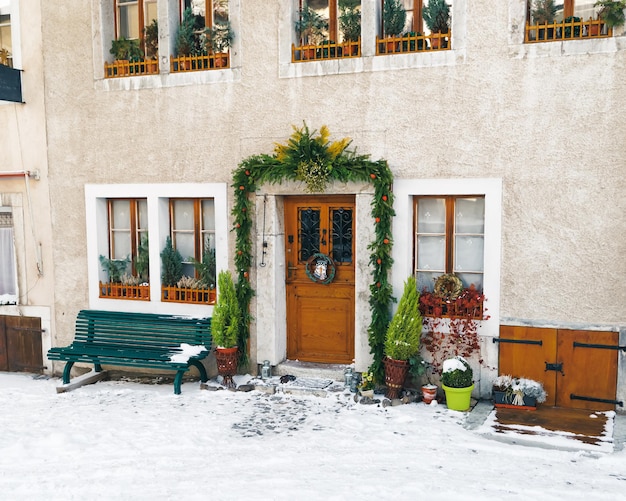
[231,124,395,381]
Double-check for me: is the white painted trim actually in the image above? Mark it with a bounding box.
[84,183,228,316]
[392,178,502,398]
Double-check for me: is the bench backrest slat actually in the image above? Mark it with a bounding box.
[74,310,212,349]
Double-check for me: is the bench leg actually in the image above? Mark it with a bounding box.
[174,370,184,395]
[188,359,208,383]
[62,361,75,384]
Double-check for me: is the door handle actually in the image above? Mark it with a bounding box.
[288,263,297,278]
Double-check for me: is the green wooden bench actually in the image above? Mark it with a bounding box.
[47,310,212,394]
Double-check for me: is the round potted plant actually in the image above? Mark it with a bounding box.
[422,0,450,49]
[595,0,626,30]
[383,276,422,399]
[441,356,474,411]
[212,270,241,387]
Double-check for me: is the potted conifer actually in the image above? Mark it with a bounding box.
[212,270,241,387]
[423,0,450,49]
[383,276,422,399]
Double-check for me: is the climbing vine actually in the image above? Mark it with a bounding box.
[232,124,394,381]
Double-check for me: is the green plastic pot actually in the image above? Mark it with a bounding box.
[442,383,475,411]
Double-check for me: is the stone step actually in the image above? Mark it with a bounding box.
[271,360,350,382]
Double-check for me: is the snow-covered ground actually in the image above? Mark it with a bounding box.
[1,372,625,500]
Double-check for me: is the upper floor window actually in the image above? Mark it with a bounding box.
[414,196,484,293]
[377,0,452,55]
[171,0,232,73]
[525,0,622,42]
[105,0,159,77]
[0,4,12,67]
[292,0,362,62]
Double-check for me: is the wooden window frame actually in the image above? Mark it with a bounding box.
[380,0,423,35]
[413,195,485,291]
[114,0,157,44]
[169,198,215,275]
[107,198,147,276]
[180,0,222,29]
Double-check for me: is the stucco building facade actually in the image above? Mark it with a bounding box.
[4,0,624,407]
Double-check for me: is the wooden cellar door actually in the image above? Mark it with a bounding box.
[284,195,355,364]
[0,315,44,373]
[499,326,619,411]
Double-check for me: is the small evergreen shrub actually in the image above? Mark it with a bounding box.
[384,276,422,361]
[212,271,241,348]
[441,356,473,388]
[160,237,183,287]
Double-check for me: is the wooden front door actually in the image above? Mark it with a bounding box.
[284,196,355,363]
[0,315,44,373]
[499,326,618,410]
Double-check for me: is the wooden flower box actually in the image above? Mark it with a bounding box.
[99,282,150,301]
[161,286,216,305]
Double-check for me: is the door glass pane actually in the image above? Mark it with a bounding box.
[331,207,353,263]
[298,207,320,261]
[417,198,445,233]
[173,200,195,230]
[455,197,484,234]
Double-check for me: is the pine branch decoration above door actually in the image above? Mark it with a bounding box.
[232,123,394,381]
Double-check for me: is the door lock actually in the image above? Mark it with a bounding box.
[545,362,564,376]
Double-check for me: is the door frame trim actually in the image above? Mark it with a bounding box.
[253,180,375,372]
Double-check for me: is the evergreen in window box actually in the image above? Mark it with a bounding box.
[493,375,547,409]
[295,5,328,47]
[160,236,183,289]
[531,0,557,40]
[595,0,626,29]
[339,2,361,55]
[144,19,159,60]
[423,0,450,49]
[205,20,233,67]
[99,255,130,284]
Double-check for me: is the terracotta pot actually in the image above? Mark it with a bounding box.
[383,357,410,399]
[421,384,438,404]
[215,346,238,387]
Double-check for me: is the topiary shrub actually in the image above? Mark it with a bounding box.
[441,356,473,388]
[212,270,241,348]
[160,236,183,287]
[384,276,422,361]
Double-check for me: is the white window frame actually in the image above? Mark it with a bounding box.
[0,0,21,70]
[391,178,501,339]
[85,183,228,315]
[0,207,18,304]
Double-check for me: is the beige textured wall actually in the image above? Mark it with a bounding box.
[40,0,626,347]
